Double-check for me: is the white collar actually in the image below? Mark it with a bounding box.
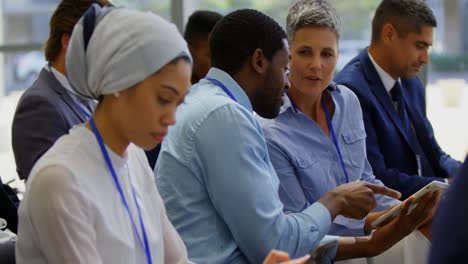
[45,65,79,96]
[368,51,400,94]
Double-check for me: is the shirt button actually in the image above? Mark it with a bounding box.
[298,160,306,167]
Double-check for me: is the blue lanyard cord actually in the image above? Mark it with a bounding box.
[132,189,152,263]
[321,97,350,184]
[205,77,238,102]
[286,90,299,113]
[48,64,92,119]
[89,118,153,264]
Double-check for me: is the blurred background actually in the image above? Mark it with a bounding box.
[1,0,467,194]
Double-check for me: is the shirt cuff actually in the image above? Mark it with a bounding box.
[332,216,368,236]
[315,235,339,263]
[302,202,332,241]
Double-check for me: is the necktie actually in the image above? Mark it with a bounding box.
[390,81,433,176]
[390,81,410,131]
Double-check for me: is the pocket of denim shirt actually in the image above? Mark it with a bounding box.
[294,156,328,200]
[342,128,367,168]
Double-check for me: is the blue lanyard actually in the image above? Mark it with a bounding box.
[89,118,153,264]
[205,77,238,102]
[321,97,349,183]
[48,64,92,119]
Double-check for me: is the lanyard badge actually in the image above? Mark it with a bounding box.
[205,77,238,102]
[89,118,153,264]
[321,97,349,183]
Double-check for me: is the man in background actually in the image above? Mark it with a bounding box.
[184,10,223,84]
[12,0,111,180]
[335,0,461,199]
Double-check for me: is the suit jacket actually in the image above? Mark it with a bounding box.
[334,49,461,199]
[430,155,468,263]
[12,68,89,180]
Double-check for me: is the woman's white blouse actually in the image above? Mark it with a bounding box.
[16,125,189,264]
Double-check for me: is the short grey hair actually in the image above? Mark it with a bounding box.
[286,0,341,42]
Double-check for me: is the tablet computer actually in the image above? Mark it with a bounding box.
[371,181,449,228]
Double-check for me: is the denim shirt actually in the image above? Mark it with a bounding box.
[258,83,399,236]
[155,68,335,263]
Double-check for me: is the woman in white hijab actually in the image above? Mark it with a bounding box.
[15,4,311,264]
[16,5,192,264]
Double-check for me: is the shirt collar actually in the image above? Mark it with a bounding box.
[281,82,340,115]
[367,51,399,93]
[203,67,253,112]
[281,92,295,114]
[79,124,128,169]
[45,65,80,97]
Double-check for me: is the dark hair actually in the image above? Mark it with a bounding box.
[184,10,223,45]
[371,0,437,43]
[209,9,287,75]
[45,0,112,62]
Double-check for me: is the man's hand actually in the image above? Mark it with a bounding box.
[319,182,401,220]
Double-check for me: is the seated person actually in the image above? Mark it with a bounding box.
[334,0,461,199]
[16,6,193,263]
[15,5,313,264]
[259,0,436,238]
[184,10,223,84]
[11,0,111,181]
[155,7,434,263]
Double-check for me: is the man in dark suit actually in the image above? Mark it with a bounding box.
[430,154,468,263]
[335,0,461,199]
[12,0,111,180]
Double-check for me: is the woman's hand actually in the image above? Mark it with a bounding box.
[363,204,399,233]
[263,250,310,264]
[367,190,440,256]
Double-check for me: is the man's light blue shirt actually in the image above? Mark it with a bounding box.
[155,68,334,263]
[258,83,399,236]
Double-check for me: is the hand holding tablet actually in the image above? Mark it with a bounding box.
[371,181,449,228]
